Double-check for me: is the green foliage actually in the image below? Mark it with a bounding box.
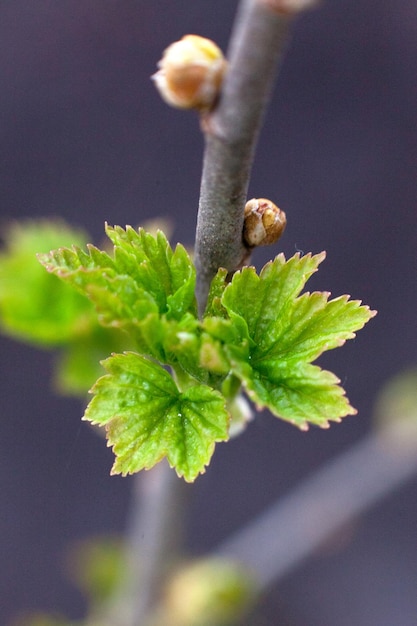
[85,353,228,481]
[202,252,376,429]
[0,220,90,345]
[0,220,375,481]
[0,221,127,395]
[68,536,124,607]
[39,225,197,360]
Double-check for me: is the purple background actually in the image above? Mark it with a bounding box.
[1,1,416,624]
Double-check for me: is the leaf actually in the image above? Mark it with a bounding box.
[0,220,95,345]
[105,225,197,320]
[253,291,376,365]
[222,252,325,354]
[203,252,376,427]
[203,267,229,318]
[39,226,197,358]
[85,352,229,482]
[231,359,354,429]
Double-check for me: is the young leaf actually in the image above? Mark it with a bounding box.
[230,358,353,429]
[204,252,376,428]
[84,352,229,482]
[39,226,197,358]
[221,252,325,355]
[106,225,196,320]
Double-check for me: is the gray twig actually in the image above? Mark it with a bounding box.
[194,0,303,311]
[93,464,189,626]
[216,425,417,590]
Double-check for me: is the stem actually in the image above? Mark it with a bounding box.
[215,425,417,590]
[93,465,189,626]
[194,0,298,311]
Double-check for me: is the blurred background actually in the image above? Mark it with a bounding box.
[1,0,416,624]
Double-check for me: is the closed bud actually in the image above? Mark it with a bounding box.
[243,198,286,247]
[152,35,227,111]
[259,0,319,15]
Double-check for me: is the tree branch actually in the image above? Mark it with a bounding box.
[215,423,417,590]
[194,0,315,311]
[93,464,190,626]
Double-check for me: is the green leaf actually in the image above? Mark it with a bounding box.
[39,226,197,358]
[0,220,95,345]
[204,267,229,318]
[203,252,375,427]
[222,252,325,354]
[68,536,123,606]
[253,291,376,365]
[231,359,354,429]
[85,352,229,482]
[105,224,197,320]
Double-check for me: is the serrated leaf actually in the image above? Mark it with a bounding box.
[85,352,229,482]
[105,225,197,320]
[203,252,375,427]
[231,358,354,429]
[254,291,376,364]
[222,252,325,353]
[204,267,229,318]
[39,226,197,358]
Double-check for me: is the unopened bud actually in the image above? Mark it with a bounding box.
[259,0,319,15]
[152,35,227,111]
[243,198,286,247]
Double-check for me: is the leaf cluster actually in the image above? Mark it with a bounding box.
[38,224,375,481]
[0,221,127,395]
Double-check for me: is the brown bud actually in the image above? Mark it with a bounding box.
[152,35,227,111]
[259,0,319,15]
[243,198,286,247]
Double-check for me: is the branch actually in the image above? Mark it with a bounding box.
[194,0,316,311]
[92,464,190,626]
[215,422,417,590]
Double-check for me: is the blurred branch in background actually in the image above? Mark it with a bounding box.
[216,369,417,590]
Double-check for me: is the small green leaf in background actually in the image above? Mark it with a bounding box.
[85,352,229,481]
[67,536,123,607]
[0,220,92,345]
[0,220,128,395]
[203,252,376,429]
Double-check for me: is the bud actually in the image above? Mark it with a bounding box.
[152,35,227,111]
[162,558,255,626]
[259,0,319,15]
[243,198,286,247]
